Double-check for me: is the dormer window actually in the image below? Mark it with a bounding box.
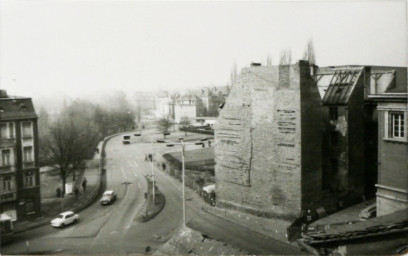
[19,103,27,111]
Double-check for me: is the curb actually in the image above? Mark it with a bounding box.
[13,132,124,234]
[200,204,299,249]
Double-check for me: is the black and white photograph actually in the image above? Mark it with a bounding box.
[0,0,407,255]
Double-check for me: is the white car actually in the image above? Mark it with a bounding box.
[100,190,117,205]
[50,211,79,228]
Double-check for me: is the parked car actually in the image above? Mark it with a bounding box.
[50,211,79,228]
[359,203,376,220]
[100,190,117,205]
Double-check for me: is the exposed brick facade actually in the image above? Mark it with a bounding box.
[215,61,322,220]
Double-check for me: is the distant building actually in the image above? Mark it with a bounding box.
[173,94,202,123]
[154,91,172,119]
[367,67,407,216]
[0,90,41,221]
[195,87,227,117]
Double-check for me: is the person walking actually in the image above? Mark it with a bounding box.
[74,187,79,200]
[82,177,87,192]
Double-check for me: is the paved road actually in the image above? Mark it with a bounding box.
[1,131,304,255]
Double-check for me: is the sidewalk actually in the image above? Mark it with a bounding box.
[13,156,102,234]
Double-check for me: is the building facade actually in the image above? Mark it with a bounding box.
[215,61,407,222]
[367,68,408,216]
[0,90,41,221]
[173,94,202,123]
[215,61,323,220]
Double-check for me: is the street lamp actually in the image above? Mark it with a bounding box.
[150,136,156,204]
[166,138,203,227]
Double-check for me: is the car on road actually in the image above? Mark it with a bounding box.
[100,190,117,205]
[50,211,79,228]
[122,135,131,144]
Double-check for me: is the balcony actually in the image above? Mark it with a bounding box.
[0,138,16,147]
[0,192,16,203]
[23,161,35,169]
[0,165,14,174]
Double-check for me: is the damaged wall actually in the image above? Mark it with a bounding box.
[215,61,322,220]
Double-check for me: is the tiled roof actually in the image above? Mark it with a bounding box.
[0,97,37,120]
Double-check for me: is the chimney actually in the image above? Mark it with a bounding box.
[0,90,8,98]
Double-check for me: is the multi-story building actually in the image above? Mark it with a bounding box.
[367,67,407,216]
[0,90,41,221]
[173,94,203,123]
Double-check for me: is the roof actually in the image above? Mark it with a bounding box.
[104,190,114,194]
[319,67,363,105]
[0,95,37,121]
[303,209,408,245]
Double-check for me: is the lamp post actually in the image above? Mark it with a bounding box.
[166,138,203,227]
[150,136,156,204]
[180,139,186,227]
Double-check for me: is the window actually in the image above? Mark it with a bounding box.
[329,107,338,121]
[390,112,405,138]
[9,122,14,139]
[1,149,11,166]
[24,171,35,187]
[23,146,33,163]
[2,176,13,191]
[22,122,32,138]
[0,123,7,139]
[25,199,35,214]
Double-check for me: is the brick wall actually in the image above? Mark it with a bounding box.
[215,61,323,220]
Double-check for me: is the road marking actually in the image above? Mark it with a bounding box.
[119,183,130,208]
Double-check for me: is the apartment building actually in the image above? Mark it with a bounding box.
[0,90,41,221]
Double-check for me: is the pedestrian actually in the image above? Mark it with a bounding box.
[149,154,152,162]
[56,187,61,198]
[74,187,79,200]
[82,177,87,192]
[202,142,205,148]
[208,140,211,147]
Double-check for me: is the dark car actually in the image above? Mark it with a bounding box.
[100,190,117,205]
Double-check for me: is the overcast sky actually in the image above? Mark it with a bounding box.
[0,0,406,98]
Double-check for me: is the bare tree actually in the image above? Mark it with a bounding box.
[303,39,316,65]
[44,114,99,196]
[279,49,292,65]
[156,117,172,139]
[179,116,191,136]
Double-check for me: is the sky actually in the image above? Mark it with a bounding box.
[0,0,406,99]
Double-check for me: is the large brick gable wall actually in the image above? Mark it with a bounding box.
[215,61,322,220]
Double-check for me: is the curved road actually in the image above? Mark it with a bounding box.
[2,132,303,255]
